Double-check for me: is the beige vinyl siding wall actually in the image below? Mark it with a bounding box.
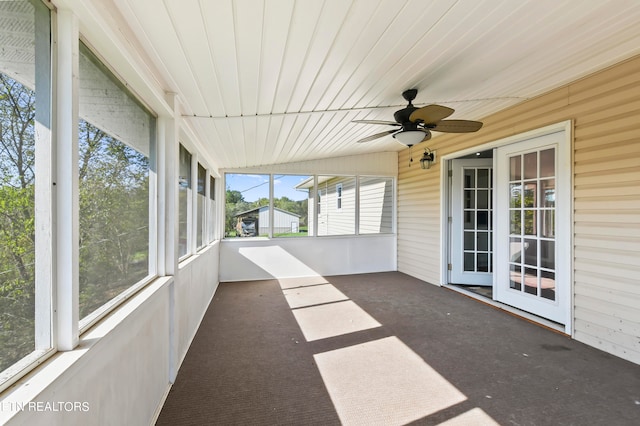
[397,55,640,364]
[359,177,394,234]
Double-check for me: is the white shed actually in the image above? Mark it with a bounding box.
[234,206,301,236]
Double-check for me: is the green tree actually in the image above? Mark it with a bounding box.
[0,74,36,371]
[78,119,149,318]
[224,189,251,236]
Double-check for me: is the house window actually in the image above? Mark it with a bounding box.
[359,177,394,234]
[336,183,343,210]
[78,42,155,322]
[225,173,270,238]
[0,0,52,383]
[178,144,192,257]
[197,163,206,249]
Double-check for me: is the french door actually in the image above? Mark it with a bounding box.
[494,130,570,325]
[447,126,571,326]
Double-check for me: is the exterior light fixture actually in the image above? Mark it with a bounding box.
[419,148,435,169]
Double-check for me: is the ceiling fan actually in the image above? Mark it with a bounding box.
[352,89,483,147]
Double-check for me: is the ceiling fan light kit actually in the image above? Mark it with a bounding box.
[393,130,426,146]
[353,89,484,156]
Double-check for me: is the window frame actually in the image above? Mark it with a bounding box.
[207,175,216,242]
[222,173,395,241]
[76,39,158,332]
[0,0,55,393]
[178,143,192,260]
[196,162,207,250]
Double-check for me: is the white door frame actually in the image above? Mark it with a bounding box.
[440,121,573,335]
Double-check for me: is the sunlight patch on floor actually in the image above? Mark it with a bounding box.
[438,407,500,425]
[283,284,349,309]
[291,300,381,342]
[278,275,329,290]
[314,336,467,425]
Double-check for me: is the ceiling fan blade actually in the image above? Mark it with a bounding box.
[356,129,398,143]
[431,119,483,133]
[409,104,454,124]
[352,119,399,126]
[421,131,432,142]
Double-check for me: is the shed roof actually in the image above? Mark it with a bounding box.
[233,206,301,218]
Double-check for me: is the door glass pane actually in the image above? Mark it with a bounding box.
[524,210,536,235]
[477,190,489,209]
[464,253,475,271]
[464,190,475,209]
[509,237,522,262]
[524,152,537,179]
[477,253,489,272]
[541,210,555,238]
[510,210,521,234]
[540,148,555,178]
[464,169,475,188]
[524,238,538,267]
[477,211,489,230]
[524,268,538,295]
[464,231,475,250]
[464,211,474,229]
[477,169,489,188]
[510,183,521,208]
[541,271,556,301]
[510,264,521,290]
[540,240,555,269]
[540,179,555,208]
[510,156,521,180]
[523,182,537,207]
[477,232,489,251]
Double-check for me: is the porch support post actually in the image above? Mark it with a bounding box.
[55,8,79,351]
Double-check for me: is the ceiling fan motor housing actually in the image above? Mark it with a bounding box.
[395,89,420,126]
[394,106,419,126]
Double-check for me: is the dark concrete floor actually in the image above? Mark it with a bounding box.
[157,272,640,426]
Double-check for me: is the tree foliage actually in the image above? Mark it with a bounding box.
[78,119,149,318]
[0,74,36,370]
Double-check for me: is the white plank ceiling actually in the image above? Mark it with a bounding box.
[107,0,640,169]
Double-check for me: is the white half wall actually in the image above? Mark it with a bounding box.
[0,243,220,426]
[220,235,397,282]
